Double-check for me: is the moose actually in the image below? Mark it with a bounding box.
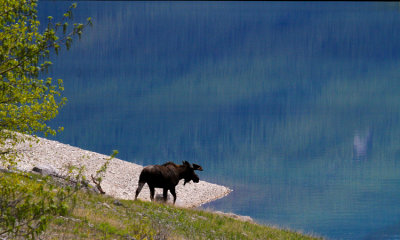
[134,161,203,204]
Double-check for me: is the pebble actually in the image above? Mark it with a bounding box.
[102,202,111,209]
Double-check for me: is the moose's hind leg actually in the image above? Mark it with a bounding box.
[135,182,145,200]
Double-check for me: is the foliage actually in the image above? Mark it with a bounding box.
[0,150,123,240]
[0,0,91,166]
[0,0,93,238]
[0,170,81,239]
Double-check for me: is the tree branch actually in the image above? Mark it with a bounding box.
[91,174,105,194]
[0,21,91,76]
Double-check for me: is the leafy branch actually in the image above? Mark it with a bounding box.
[90,150,118,195]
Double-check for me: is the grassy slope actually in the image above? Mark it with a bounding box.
[45,195,320,240]
[4,171,320,240]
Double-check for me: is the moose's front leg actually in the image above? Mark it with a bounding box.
[149,186,155,201]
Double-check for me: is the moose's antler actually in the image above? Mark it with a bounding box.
[193,163,203,171]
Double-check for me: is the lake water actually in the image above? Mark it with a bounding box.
[38,2,400,239]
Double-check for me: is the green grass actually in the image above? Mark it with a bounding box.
[2,171,321,240]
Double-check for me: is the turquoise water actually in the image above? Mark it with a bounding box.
[39,2,400,239]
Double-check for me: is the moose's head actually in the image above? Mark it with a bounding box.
[182,161,203,185]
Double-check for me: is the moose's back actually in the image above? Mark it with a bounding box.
[139,164,180,188]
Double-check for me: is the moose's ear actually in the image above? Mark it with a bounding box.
[182,161,190,166]
[193,164,203,171]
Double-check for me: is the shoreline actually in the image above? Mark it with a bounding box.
[11,136,232,208]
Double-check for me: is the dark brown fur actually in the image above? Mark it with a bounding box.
[134,161,203,204]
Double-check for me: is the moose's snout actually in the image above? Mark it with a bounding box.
[193,174,200,183]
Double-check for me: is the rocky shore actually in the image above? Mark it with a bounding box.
[10,136,232,208]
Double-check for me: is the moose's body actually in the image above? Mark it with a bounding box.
[134,161,203,204]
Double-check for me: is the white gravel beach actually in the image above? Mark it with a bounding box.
[10,136,232,208]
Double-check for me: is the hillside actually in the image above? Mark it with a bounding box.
[1,170,321,240]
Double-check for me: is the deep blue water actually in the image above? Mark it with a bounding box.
[38,2,400,239]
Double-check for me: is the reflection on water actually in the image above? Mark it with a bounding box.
[38,2,400,239]
[353,128,372,161]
